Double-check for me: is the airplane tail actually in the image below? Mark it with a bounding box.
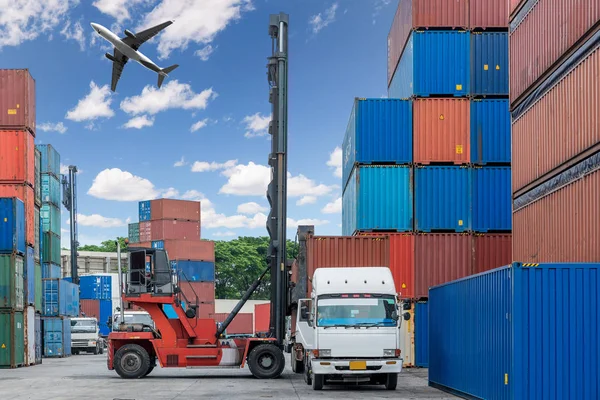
[158,64,179,88]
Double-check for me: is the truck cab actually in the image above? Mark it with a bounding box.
[296,267,409,390]
[70,317,104,355]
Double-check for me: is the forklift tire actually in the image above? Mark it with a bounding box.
[114,344,151,379]
[143,357,156,377]
[291,356,304,374]
[312,374,324,390]
[247,344,285,379]
[384,373,398,390]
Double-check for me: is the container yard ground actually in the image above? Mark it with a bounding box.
[0,354,457,400]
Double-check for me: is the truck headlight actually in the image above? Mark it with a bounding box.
[318,349,331,357]
[383,349,399,357]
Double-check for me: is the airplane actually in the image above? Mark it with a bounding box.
[90,21,179,92]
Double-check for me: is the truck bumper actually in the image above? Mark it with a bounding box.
[311,358,403,375]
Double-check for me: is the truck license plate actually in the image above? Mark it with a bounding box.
[349,361,367,370]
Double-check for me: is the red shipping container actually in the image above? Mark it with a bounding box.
[509,0,523,18]
[415,233,472,299]
[150,219,200,241]
[197,302,215,319]
[254,303,270,334]
[512,45,600,193]
[387,0,469,86]
[211,312,253,335]
[179,281,215,303]
[471,233,512,274]
[0,130,35,185]
[0,184,35,245]
[0,69,36,134]
[139,222,151,242]
[414,98,470,164]
[80,299,100,319]
[150,199,200,221]
[509,0,600,105]
[470,0,508,29]
[513,167,600,263]
[161,240,215,262]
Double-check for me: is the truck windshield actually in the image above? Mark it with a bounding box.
[316,296,397,327]
[71,320,97,333]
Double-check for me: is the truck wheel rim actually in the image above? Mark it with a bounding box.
[259,354,274,369]
[122,353,142,372]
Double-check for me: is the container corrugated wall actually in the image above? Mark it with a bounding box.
[211,312,254,335]
[149,219,200,241]
[0,184,35,246]
[25,246,34,306]
[0,254,24,310]
[471,167,511,232]
[0,311,25,368]
[179,282,215,303]
[469,0,509,29]
[155,240,215,261]
[34,149,41,206]
[36,145,60,177]
[342,98,413,190]
[342,165,413,234]
[150,199,201,221]
[42,317,71,357]
[414,300,429,368]
[414,166,470,232]
[128,222,140,243]
[139,200,151,221]
[470,99,510,164]
[41,174,61,206]
[0,198,25,254]
[0,70,36,133]
[40,204,60,236]
[0,130,35,185]
[254,303,270,334]
[472,233,512,274]
[42,232,61,265]
[413,98,469,164]
[171,260,215,282]
[471,32,509,96]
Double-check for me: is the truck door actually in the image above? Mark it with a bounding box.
[296,299,314,350]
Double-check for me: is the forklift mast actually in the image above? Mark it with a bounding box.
[61,166,79,285]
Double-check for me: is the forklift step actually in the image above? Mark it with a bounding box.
[186,355,218,359]
[186,344,217,348]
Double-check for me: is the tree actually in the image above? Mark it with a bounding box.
[78,237,128,253]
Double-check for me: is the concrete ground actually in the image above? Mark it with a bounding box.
[0,354,458,400]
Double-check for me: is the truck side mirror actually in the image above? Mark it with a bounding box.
[403,312,411,321]
[107,317,112,328]
[300,306,308,320]
[391,311,399,321]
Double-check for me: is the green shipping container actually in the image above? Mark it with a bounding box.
[42,232,61,265]
[34,206,40,261]
[0,311,25,368]
[35,148,42,207]
[40,203,61,236]
[34,262,42,311]
[0,255,24,310]
[41,174,61,206]
[128,223,140,243]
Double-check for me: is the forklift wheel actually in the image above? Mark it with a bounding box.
[114,344,151,379]
[143,357,156,377]
[247,344,285,379]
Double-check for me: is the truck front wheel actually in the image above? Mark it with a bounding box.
[384,373,398,390]
[114,344,151,379]
[312,373,324,390]
[247,344,285,379]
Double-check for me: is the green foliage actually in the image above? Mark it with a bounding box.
[78,237,128,253]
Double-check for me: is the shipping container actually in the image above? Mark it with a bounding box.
[0,69,35,133]
[389,31,470,98]
[171,260,215,282]
[148,219,200,241]
[414,233,471,299]
[42,263,62,279]
[139,221,151,242]
[429,262,600,400]
[41,174,61,206]
[414,300,428,368]
[34,206,40,260]
[0,311,25,368]
[42,232,61,265]
[472,233,512,274]
[42,279,79,317]
[414,166,470,232]
[25,246,34,306]
[0,130,35,185]
[342,165,413,235]
[509,0,600,105]
[164,301,214,319]
[254,303,270,334]
[469,0,508,29]
[34,262,41,311]
[413,98,470,164]
[470,99,510,164]
[151,239,215,261]
[78,275,112,300]
[34,312,41,364]
[42,317,71,358]
[211,312,254,335]
[139,200,151,221]
[25,306,35,365]
[179,281,215,304]
[99,299,113,335]
[34,148,41,206]
[471,32,509,96]
[0,197,25,254]
[128,223,140,243]
[509,0,523,17]
[0,184,35,245]
[512,34,600,193]
[471,167,511,232]
[342,98,412,190]
[513,155,600,262]
[387,0,469,86]
[150,199,201,221]
[79,299,100,319]
[35,144,60,177]
[40,203,60,236]
[0,254,24,310]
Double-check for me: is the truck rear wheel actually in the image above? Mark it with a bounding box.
[384,373,398,390]
[291,355,304,373]
[114,344,151,379]
[247,344,285,379]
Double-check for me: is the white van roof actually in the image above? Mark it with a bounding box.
[312,267,396,296]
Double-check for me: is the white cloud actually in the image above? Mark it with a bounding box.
[38,122,67,134]
[123,115,154,129]
[195,44,215,61]
[213,231,237,237]
[88,168,159,201]
[190,118,208,132]
[309,3,338,34]
[327,146,343,178]
[237,202,267,215]
[93,0,147,23]
[288,174,333,198]
[60,164,69,175]
[120,81,217,116]
[297,196,317,206]
[136,0,255,59]
[322,197,342,214]
[69,213,126,228]
[242,112,270,138]
[66,81,114,122]
[174,156,187,167]
[60,20,85,50]
[287,218,329,229]
[191,159,237,173]
[0,0,76,49]
[162,187,179,198]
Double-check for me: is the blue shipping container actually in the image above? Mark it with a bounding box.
[471,167,512,232]
[25,246,35,305]
[98,299,112,336]
[342,165,413,235]
[164,302,188,319]
[415,301,429,368]
[40,203,61,236]
[342,98,413,190]
[42,263,61,279]
[42,317,71,357]
[429,262,600,400]
[78,275,112,300]
[0,197,26,254]
[414,166,470,232]
[42,279,79,317]
[471,32,509,96]
[470,99,511,164]
[151,240,164,249]
[388,31,470,98]
[41,174,61,206]
[171,260,215,282]
[139,200,151,221]
[36,144,61,177]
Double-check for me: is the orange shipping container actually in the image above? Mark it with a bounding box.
[211,312,253,335]
[470,0,509,29]
[179,282,215,303]
[0,69,36,134]
[150,199,201,221]
[471,233,512,274]
[413,98,470,164]
[0,130,35,185]
[161,240,215,261]
[149,219,200,241]
[0,184,35,245]
[254,303,270,334]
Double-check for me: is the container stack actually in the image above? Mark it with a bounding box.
[510,1,600,262]
[128,199,216,318]
[69,274,120,337]
[0,69,42,368]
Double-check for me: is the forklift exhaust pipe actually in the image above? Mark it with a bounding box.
[215,266,270,338]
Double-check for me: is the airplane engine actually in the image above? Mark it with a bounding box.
[105,53,117,62]
[124,29,137,39]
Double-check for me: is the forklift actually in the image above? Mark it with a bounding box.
[106,13,290,380]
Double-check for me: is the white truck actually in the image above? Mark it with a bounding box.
[70,317,104,355]
[293,267,410,390]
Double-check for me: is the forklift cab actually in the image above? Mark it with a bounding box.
[127,247,174,296]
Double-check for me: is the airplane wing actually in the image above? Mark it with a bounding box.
[111,48,129,92]
[122,21,173,50]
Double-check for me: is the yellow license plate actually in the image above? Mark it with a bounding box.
[349,361,367,370]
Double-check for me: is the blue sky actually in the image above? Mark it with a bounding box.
[0,0,396,247]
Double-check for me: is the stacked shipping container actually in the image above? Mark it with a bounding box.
[69,274,120,336]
